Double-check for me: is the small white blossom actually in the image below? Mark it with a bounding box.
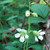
[15,28,29,42]
[34,30,45,42]
[25,10,30,17]
[38,36,43,41]
[35,36,38,42]
[38,30,45,41]
[19,36,25,42]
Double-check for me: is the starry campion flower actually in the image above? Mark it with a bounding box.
[15,28,29,42]
[25,10,30,17]
[33,30,45,42]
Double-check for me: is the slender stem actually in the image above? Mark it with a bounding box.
[47,0,48,2]
[44,0,50,6]
[28,17,30,33]
[24,42,25,50]
[26,17,30,50]
[28,0,30,32]
[26,0,31,50]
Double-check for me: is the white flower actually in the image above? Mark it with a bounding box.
[34,30,45,42]
[15,33,21,38]
[19,36,25,42]
[38,30,45,41]
[25,34,29,39]
[25,10,30,17]
[15,28,29,42]
[38,36,43,41]
[35,36,38,42]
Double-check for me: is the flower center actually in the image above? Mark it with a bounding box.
[33,31,39,36]
[20,32,26,36]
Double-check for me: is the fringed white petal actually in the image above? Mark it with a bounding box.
[39,31,45,36]
[38,36,43,41]
[35,36,38,42]
[38,30,42,33]
[15,33,21,38]
[19,36,25,42]
[16,28,22,32]
[25,34,29,39]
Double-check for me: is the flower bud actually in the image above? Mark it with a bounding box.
[33,31,39,36]
[32,13,38,17]
[40,2,46,4]
[25,10,30,17]
[39,0,46,4]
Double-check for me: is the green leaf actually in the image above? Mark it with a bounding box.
[8,19,18,27]
[0,0,13,4]
[2,33,8,39]
[12,41,20,44]
[25,16,47,24]
[7,16,17,21]
[0,25,12,33]
[30,4,49,18]
[0,43,3,50]
[28,32,35,43]
[5,46,20,50]
[29,44,42,50]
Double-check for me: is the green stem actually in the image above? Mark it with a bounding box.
[44,0,50,6]
[26,0,31,50]
[28,0,31,33]
[26,15,31,50]
[28,17,30,33]
[26,42,28,50]
[24,42,25,50]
